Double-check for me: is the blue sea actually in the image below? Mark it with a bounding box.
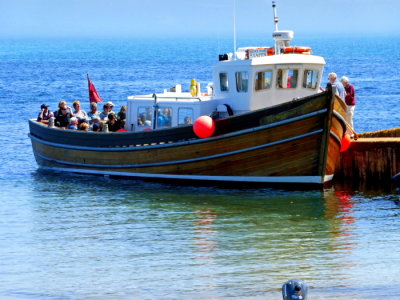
[0,36,400,299]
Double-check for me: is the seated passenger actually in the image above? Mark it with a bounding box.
[157,108,172,127]
[55,104,73,128]
[37,104,54,124]
[184,116,192,125]
[79,122,90,131]
[55,100,73,117]
[87,102,100,123]
[106,112,120,132]
[91,116,102,132]
[72,100,88,123]
[67,117,79,130]
[115,119,128,132]
[100,102,115,121]
[118,106,127,120]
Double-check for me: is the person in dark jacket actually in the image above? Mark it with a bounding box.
[341,76,356,129]
[55,105,73,128]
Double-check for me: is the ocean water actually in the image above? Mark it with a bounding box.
[0,36,400,299]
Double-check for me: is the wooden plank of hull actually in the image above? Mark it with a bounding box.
[31,113,325,165]
[33,132,323,178]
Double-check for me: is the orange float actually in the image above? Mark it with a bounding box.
[340,133,352,152]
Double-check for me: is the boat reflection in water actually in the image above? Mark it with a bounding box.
[26,170,399,298]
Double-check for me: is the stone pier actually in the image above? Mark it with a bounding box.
[335,128,400,183]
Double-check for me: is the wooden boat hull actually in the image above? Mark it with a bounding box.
[29,87,347,185]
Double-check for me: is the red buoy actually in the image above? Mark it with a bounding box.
[340,133,351,152]
[193,116,215,138]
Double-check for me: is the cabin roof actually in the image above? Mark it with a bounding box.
[215,53,326,68]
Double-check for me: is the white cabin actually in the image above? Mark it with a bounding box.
[126,31,326,132]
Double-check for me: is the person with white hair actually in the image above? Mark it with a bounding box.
[67,117,79,130]
[341,76,356,129]
[327,72,345,99]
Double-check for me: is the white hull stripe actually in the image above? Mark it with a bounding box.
[34,129,324,169]
[29,109,328,152]
[39,166,334,184]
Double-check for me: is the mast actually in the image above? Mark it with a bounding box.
[271,1,293,55]
[233,0,237,60]
[272,1,279,31]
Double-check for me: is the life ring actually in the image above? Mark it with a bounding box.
[294,46,311,53]
[284,46,311,54]
[284,47,294,53]
[267,48,275,56]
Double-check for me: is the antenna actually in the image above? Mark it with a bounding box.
[272,1,279,31]
[233,0,237,60]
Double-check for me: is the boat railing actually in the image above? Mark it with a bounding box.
[129,95,204,102]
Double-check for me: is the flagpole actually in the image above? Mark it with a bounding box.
[87,74,90,103]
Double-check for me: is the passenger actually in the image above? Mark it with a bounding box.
[55,103,73,128]
[341,76,357,130]
[67,117,79,130]
[118,105,127,120]
[327,72,345,99]
[91,116,102,132]
[100,101,115,121]
[184,116,192,125]
[158,108,172,127]
[37,104,54,124]
[55,100,73,117]
[79,122,90,131]
[138,114,145,126]
[106,112,120,132]
[116,119,128,132]
[87,102,100,123]
[72,100,88,123]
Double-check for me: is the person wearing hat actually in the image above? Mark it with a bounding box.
[37,104,54,124]
[99,101,116,121]
[340,76,356,129]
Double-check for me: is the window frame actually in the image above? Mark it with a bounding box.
[178,107,194,126]
[235,71,249,93]
[219,72,229,92]
[302,69,319,89]
[255,70,273,91]
[276,69,299,89]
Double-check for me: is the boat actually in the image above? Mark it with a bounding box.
[28,2,348,186]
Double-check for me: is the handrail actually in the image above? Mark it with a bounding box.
[130,95,204,101]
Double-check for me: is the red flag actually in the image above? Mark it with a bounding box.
[87,74,103,103]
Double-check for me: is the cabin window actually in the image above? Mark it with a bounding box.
[137,106,153,127]
[277,69,298,89]
[255,70,272,90]
[303,70,319,89]
[219,73,229,92]
[157,107,173,128]
[178,108,193,126]
[236,71,249,92]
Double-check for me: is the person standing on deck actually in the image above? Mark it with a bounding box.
[341,76,356,129]
[327,72,345,99]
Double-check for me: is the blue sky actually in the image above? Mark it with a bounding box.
[0,0,399,38]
